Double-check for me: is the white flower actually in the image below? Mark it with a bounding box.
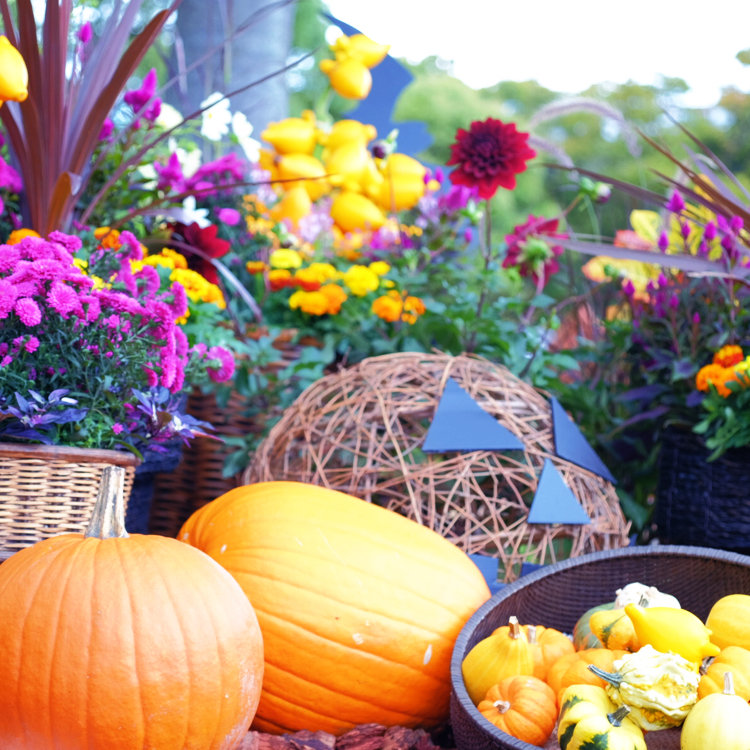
[181,195,210,228]
[232,111,261,163]
[200,92,232,141]
[155,102,184,131]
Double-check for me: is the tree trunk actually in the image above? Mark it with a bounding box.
[167,0,295,136]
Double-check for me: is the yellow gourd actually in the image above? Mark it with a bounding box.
[624,604,720,664]
[705,594,750,651]
[681,671,750,750]
[587,644,699,730]
[557,683,646,750]
[589,608,639,651]
[461,616,534,705]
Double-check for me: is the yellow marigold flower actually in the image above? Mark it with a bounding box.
[269,248,303,270]
[289,289,329,316]
[369,260,390,276]
[7,228,40,244]
[305,262,339,282]
[319,283,348,314]
[72,257,88,271]
[713,344,744,368]
[171,267,226,309]
[246,260,268,274]
[343,264,379,296]
[696,363,733,397]
[372,293,402,322]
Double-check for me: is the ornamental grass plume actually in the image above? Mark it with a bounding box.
[0,231,234,457]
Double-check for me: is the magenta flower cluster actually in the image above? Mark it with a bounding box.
[0,231,235,453]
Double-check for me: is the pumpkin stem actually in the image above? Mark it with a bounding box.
[508,616,524,640]
[85,466,129,540]
[527,625,538,644]
[607,705,631,727]
[723,671,737,696]
[587,664,622,687]
[492,700,512,714]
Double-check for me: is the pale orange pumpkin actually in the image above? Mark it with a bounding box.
[546,647,628,707]
[699,646,750,700]
[178,480,491,735]
[476,676,557,746]
[0,467,264,750]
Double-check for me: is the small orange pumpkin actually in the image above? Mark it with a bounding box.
[546,647,628,707]
[476,675,557,746]
[525,624,575,680]
[0,467,264,750]
[699,646,750,700]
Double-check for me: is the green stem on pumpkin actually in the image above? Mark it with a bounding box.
[85,466,129,539]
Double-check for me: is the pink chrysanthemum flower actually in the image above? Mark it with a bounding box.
[24,335,40,353]
[14,297,43,326]
[168,281,189,320]
[48,281,80,317]
[0,279,19,317]
[0,246,20,273]
[205,345,235,383]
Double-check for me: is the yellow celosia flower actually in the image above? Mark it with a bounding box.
[269,248,303,270]
[343,264,380,296]
[0,36,28,105]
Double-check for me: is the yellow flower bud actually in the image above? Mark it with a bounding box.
[0,36,28,105]
[330,34,389,68]
[323,119,378,151]
[330,191,386,233]
[320,57,372,100]
[270,184,312,229]
[261,111,317,155]
[275,153,329,200]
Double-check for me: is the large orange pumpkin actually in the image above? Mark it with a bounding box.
[178,480,491,735]
[0,467,264,750]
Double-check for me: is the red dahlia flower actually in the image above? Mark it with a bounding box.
[171,222,231,285]
[447,118,536,199]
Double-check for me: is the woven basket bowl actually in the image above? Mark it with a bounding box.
[450,544,750,750]
[0,443,138,561]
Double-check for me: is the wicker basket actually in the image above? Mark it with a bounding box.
[655,427,750,553]
[449,544,750,750]
[147,388,261,537]
[0,443,139,561]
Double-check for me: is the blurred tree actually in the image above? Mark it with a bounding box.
[163,0,296,133]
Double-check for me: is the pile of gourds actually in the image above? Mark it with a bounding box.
[0,474,492,748]
[461,581,750,748]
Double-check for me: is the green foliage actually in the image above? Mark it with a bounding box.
[693,374,750,460]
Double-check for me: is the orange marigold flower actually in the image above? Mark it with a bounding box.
[319,283,348,314]
[696,363,733,397]
[288,289,329,316]
[246,260,268,275]
[7,228,40,244]
[713,344,744,368]
[268,268,293,290]
[402,295,426,324]
[372,293,402,322]
[94,226,121,248]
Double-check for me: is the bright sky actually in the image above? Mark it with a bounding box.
[324,0,750,109]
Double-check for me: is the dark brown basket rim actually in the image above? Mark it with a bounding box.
[0,442,141,467]
[449,543,750,750]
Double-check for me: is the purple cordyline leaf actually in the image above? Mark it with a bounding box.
[0,423,54,444]
[48,388,73,402]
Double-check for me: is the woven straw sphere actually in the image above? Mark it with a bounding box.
[246,352,630,581]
